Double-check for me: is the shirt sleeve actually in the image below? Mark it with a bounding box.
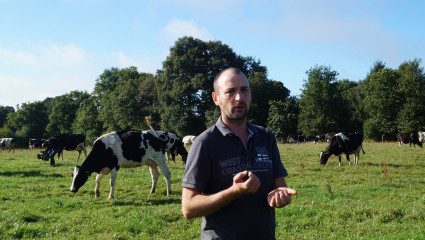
[181,139,211,192]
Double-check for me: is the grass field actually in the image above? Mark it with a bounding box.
[1,142,424,239]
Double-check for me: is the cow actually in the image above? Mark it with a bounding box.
[143,130,187,165]
[29,138,45,151]
[182,135,196,148]
[396,132,423,148]
[314,134,326,143]
[320,132,365,166]
[70,130,188,200]
[0,138,15,152]
[43,134,87,161]
[297,135,306,144]
[287,134,297,143]
[418,131,425,143]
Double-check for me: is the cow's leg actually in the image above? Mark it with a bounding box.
[398,141,402,147]
[75,149,82,161]
[95,174,104,198]
[338,156,342,167]
[149,166,159,194]
[157,162,172,195]
[346,154,351,165]
[108,169,118,200]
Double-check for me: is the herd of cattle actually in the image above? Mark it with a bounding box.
[0,130,423,199]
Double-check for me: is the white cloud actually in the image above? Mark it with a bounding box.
[162,18,214,42]
[0,41,99,107]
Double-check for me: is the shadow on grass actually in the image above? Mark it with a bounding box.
[363,162,404,168]
[109,196,182,206]
[0,170,63,178]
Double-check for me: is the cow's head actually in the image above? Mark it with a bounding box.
[319,151,331,165]
[70,166,91,193]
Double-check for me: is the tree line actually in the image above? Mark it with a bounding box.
[1,36,425,147]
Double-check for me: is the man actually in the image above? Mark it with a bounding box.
[43,137,61,166]
[181,68,297,239]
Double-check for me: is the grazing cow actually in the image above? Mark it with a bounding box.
[314,134,326,143]
[396,132,423,148]
[43,134,87,161]
[320,132,365,166]
[418,131,425,143]
[29,138,45,151]
[182,135,196,148]
[70,130,188,200]
[0,138,15,152]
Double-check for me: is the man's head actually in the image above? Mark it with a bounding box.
[212,68,251,123]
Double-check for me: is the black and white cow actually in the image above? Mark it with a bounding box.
[396,132,423,148]
[287,134,297,143]
[314,134,326,143]
[44,134,87,161]
[29,138,45,151]
[0,138,15,152]
[70,130,188,200]
[320,132,365,166]
[143,130,187,165]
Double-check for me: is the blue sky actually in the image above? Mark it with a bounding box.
[1,0,425,107]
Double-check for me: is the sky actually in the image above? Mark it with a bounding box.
[1,0,425,108]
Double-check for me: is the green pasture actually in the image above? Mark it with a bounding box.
[0,142,424,239]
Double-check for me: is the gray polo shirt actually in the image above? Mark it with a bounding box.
[182,117,288,240]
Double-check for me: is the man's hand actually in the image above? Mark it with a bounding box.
[233,170,261,195]
[267,187,297,208]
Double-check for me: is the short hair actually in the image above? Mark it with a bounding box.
[213,67,247,92]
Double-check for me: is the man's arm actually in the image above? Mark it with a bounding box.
[182,170,261,220]
[267,176,297,208]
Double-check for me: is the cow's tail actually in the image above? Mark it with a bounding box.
[361,144,366,154]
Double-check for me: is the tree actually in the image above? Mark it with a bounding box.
[336,79,364,132]
[73,96,103,144]
[363,68,400,140]
[298,65,342,136]
[248,72,290,127]
[46,91,90,135]
[266,97,299,142]
[396,58,425,132]
[157,36,287,136]
[0,105,15,128]
[6,101,49,146]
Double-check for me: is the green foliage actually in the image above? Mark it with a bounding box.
[363,68,400,139]
[46,91,89,136]
[298,65,342,136]
[0,105,15,128]
[72,96,103,144]
[267,98,299,141]
[6,102,49,146]
[396,58,425,131]
[248,72,290,127]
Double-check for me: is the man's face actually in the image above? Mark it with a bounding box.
[213,71,251,123]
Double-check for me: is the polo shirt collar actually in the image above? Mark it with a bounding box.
[215,117,257,138]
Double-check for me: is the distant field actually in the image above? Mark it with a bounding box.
[1,142,424,239]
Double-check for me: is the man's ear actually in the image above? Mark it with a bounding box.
[212,92,219,106]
